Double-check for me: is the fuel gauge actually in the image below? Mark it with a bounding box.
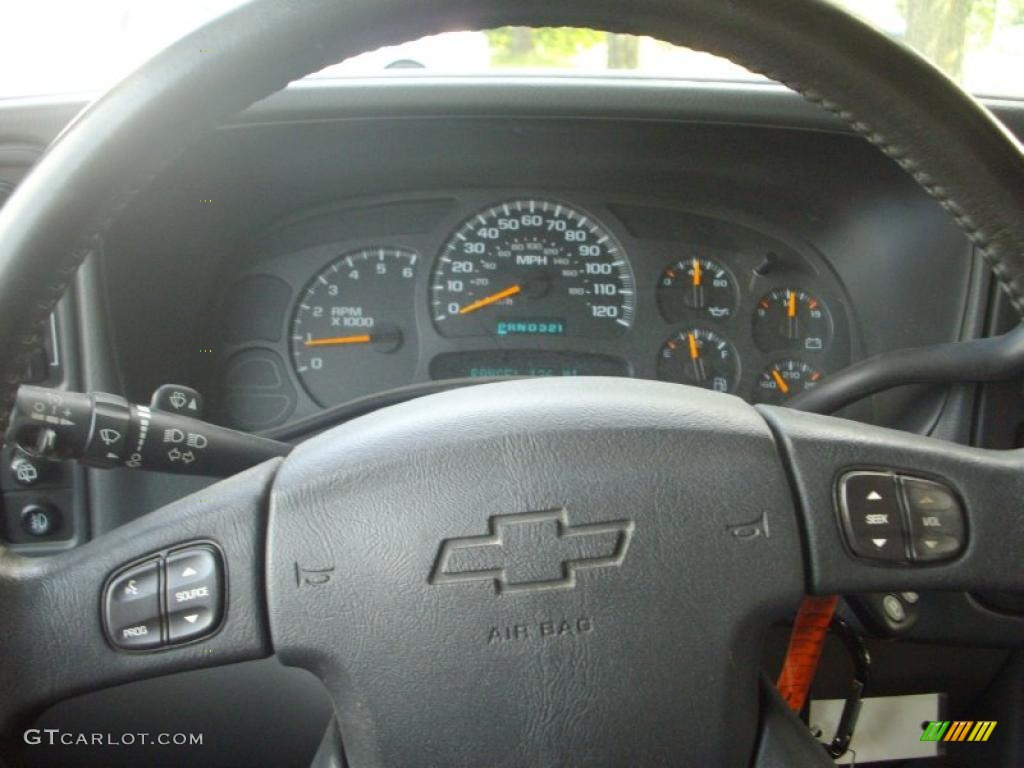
[756,360,824,404]
[752,288,833,353]
[657,328,739,393]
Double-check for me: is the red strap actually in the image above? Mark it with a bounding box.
[776,595,839,711]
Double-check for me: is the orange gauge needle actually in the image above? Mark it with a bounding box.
[771,369,790,395]
[687,332,700,360]
[304,334,372,347]
[692,259,702,287]
[458,284,522,315]
[787,290,797,318]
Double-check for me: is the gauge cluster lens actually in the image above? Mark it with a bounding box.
[657,257,739,322]
[291,248,418,407]
[656,328,739,393]
[220,198,852,429]
[430,199,634,338]
[753,288,833,352]
[756,359,824,404]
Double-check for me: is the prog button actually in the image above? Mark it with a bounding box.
[104,559,162,650]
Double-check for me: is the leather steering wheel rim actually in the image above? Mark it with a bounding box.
[1,1,1024,766]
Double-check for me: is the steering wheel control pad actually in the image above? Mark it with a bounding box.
[761,405,1024,596]
[0,462,277,738]
[836,471,966,563]
[102,542,225,651]
[266,378,806,766]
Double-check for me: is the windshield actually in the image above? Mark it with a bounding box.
[2,1,1023,99]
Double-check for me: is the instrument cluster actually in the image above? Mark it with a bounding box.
[214,192,854,431]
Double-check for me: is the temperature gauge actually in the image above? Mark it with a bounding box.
[753,288,832,352]
[657,328,739,393]
[657,257,739,322]
[756,360,824,404]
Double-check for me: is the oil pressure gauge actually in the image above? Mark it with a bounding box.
[752,288,833,353]
[657,257,739,322]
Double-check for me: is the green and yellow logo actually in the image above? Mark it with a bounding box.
[921,721,997,742]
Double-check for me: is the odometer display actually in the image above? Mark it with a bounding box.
[430,199,634,338]
[429,350,629,379]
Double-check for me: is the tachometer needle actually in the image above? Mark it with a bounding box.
[692,259,702,287]
[304,334,373,347]
[458,284,522,315]
[787,290,797,318]
[771,369,790,395]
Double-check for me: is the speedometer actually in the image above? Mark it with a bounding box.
[430,199,634,338]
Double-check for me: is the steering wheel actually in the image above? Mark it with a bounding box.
[2,1,1023,765]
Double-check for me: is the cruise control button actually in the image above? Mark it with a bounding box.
[838,472,907,562]
[105,559,162,650]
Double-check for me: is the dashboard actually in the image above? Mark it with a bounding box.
[2,79,1023,767]
[213,191,852,430]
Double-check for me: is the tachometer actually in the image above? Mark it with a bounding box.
[430,199,634,338]
[291,248,418,407]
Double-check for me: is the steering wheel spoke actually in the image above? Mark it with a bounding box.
[0,460,278,737]
[761,405,1024,596]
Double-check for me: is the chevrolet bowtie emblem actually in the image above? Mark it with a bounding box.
[430,509,634,594]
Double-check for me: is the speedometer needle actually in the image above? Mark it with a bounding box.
[458,284,522,315]
[304,334,372,347]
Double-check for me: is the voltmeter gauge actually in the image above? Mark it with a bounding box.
[756,360,824,404]
[657,257,739,322]
[656,328,739,393]
[752,288,833,353]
